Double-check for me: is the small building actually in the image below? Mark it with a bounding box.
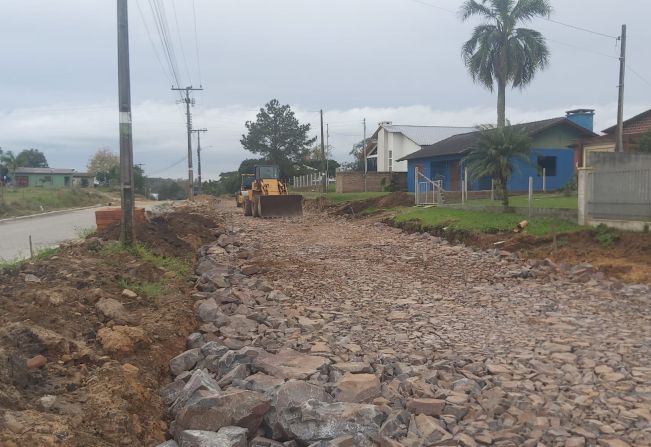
[364,122,475,172]
[575,108,651,167]
[399,110,598,193]
[13,167,93,188]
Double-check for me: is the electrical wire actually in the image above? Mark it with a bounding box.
[627,65,651,88]
[171,0,193,85]
[149,155,188,175]
[192,0,203,87]
[543,18,618,40]
[546,37,618,60]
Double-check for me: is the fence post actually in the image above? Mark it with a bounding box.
[542,168,546,193]
[490,179,495,201]
[577,167,593,225]
[528,176,533,217]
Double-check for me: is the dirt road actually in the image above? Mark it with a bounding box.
[224,204,651,446]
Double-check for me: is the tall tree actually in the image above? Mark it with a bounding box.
[0,150,18,178]
[87,148,119,186]
[460,0,552,128]
[15,148,48,168]
[240,99,317,177]
[463,123,532,207]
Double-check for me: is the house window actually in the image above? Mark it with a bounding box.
[16,176,29,187]
[537,156,557,177]
[388,150,393,172]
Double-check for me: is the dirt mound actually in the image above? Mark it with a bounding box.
[100,208,221,258]
[0,208,222,446]
[333,192,413,216]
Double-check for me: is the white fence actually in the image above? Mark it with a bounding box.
[292,172,326,190]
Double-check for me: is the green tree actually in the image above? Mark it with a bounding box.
[238,158,269,175]
[0,150,18,179]
[15,148,48,168]
[342,140,366,171]
[240,99,317,177]
[460,0,552,128]
[463,123,532,207]
[133,164,146,195]
[203,171,241,196]
[638,130,651,153]
[87,148,119,186]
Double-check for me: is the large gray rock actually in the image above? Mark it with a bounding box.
[277,399,386,444]
[197,299,219,322]
[178,426,247,447]
[170,348,204,376]
[170,369,221,417]
[200,341,230,358]
[155,441,178,447]
[253,349,329,380]
[175,390,271,435]
[242,372,285,394]
[95,297,137,324]
[266,380,333,439]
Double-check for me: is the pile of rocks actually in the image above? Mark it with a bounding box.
[156,222,650,447]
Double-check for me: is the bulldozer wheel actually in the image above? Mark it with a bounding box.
[244,200,252,216]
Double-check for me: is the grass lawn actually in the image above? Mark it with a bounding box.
[297,191,391,203]
[0,187,112,218]
[394,206,582,237]
[468,193,578,209]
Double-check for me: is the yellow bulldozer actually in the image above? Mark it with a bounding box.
[240,165,303,218]
[236,174,255,208]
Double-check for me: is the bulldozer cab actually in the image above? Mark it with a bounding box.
[255,165,280,180]
[241,174,255,190]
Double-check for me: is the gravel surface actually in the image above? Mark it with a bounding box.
[221,207,651,446]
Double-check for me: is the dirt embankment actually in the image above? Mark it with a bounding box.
[0,206,221,446]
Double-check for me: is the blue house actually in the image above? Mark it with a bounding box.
[399,110,598,193]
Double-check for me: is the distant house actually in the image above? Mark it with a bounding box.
[13,167,94,188]
[398,110,598,193]
[364,122,475,173]
[575,108,651,167]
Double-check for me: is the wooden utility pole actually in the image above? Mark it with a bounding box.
[117,0,135,246]
[172,86,203,199]
[615,24,627,153]
[191,128,207,192]
[320,110,326,193]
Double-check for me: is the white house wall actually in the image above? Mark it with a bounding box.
[376,129,420,173]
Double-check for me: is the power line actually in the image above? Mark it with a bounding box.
[543,17,618,40]
[404,0,455,14]
[171,0,193,85]
[192,0,203,86]
[627,65,651,88]
[546,37,618,61]
[135,0,175,87]
[149,155,188,175]
[148,0,182,88]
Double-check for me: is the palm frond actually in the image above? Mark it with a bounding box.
[511,0,552,22]
[459,0,497,21]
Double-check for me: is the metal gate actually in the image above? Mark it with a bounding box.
[415,171,443,206]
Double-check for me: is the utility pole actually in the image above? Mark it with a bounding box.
[117,0,135,246]
[326,123,329,189]
[363,118,367,192]
[172,85,203,199]
[320,110,326,194]
[615,24,627,153]
[191,128,207,193]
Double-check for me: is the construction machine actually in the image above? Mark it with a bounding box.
[241,165,303,218]
[236,174,255,208]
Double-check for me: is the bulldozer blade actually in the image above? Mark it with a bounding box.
[258,195,303,218]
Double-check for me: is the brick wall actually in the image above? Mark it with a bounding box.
[335,172,407,193]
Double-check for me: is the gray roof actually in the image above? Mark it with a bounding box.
[383,125,476,146]
[15,167,76,175]
[399,117,598,161]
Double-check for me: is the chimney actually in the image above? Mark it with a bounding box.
[565,109,595,132]
[379,121,393,127]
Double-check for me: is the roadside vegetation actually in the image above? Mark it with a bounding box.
[298,190,391,202]
[393,206,581,237]
[0,187,113,218]
[466,193,578,209]
[0,246,60,272]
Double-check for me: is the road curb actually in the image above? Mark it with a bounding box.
[0,204,106,224]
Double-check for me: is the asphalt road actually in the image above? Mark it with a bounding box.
[0,207,100,261]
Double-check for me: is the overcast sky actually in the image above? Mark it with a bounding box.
[1,0,650,179]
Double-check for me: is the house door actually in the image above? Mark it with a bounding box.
[449,160,460,191]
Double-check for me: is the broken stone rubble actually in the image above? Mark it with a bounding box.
[155,212,650,447]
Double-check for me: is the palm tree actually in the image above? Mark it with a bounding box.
[460,0,552,128]
[463,123,532,207]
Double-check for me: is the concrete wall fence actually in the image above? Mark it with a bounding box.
[336,171,407,193]
[578,152,651,231]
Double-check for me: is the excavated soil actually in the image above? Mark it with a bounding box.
[0,207,222,447]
